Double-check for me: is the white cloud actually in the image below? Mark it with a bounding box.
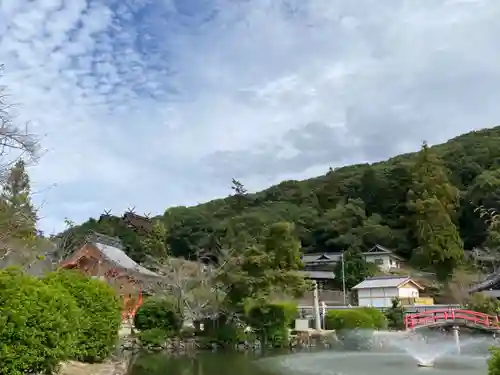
[1,0,500,234]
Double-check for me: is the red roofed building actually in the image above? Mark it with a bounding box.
[60,232,159,321]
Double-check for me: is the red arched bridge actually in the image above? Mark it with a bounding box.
[404,309,500,331]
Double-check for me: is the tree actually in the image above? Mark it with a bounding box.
[0,69,40,267]
[140,221,168,261]
[230,178,250,213]
[407,142,464,280]
[0,68,38,177]
[218,222,309,309]
[333,247,376,290]
[385,297,405,330]
[152,257,224,322]
[0,159,36,236]
[447,269,477,305]
[409,142,460,216]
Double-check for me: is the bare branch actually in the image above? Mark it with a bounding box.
[149,257,227,322]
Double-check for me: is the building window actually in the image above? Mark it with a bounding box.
[374,259,383,265]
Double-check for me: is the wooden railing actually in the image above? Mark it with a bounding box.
[405,309,500,330]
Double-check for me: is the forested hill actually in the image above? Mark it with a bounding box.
[59,125,500,271]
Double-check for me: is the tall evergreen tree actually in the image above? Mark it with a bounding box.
[0,159,37,239]
[230,178,249,213]
[407,142,464,280]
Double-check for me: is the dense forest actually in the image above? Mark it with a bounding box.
[57,126,500,280]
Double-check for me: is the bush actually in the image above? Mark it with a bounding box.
[134,297,182,334]
[0,268,80,375]
[246,301,298,348]
[325,308,378,331]
[385,298,405,330]
[359,307,388,329]
[467,293,500,315]
[44,270,122,363]
[489,347,500,375]
[137,328,169,348]
[201,315,246,348]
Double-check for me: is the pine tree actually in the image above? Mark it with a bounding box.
[230,178,249,213]
[407,142,464,281]
[0,160,37,239]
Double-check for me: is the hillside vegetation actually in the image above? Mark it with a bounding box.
[58,126,500,281]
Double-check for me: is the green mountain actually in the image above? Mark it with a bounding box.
[59,126,500,268]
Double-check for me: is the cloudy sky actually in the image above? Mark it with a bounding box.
[0,0,499,234]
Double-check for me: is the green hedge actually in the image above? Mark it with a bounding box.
[44,270,122,363]
[358,307,388,329]
[489,347,500,375]
[200,315,247,348]
[325,308,387,331]
[246,301,298,348]
[0,268,80,375]
[134,297,182,334]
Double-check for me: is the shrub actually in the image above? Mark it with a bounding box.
[246,301,298,348]
[325,309,378,331]
[0,268,80,375]
[134,297,182,334]
[385,298,405,330]
[44,270,122,363]
[489,347,500,375]
[359,307,388,329]
[137,328,169,348]
[201,315,246,348]
[467,293,500,315]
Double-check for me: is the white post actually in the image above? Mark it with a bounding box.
[341,251,347,306]
[312,281,322,330]
[452,326,460,354]
[321,301,327,329]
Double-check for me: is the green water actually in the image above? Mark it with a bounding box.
[129,352,277,375]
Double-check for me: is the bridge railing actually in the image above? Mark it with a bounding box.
[405,309,499,329]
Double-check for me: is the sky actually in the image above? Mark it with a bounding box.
[1,0,500,234]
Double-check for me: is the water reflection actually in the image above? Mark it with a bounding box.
[130,352,277,375]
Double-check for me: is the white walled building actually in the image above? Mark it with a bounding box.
[302,245,403,275]
[362,245,403,272]
[352,276,423,308]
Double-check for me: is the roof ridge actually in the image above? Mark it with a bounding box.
[86,231,124,249]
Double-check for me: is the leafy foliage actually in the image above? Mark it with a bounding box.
[43,270,122,363]
[325,308,385,331]
[200,315,247,348]
[489,347,500,375]
[385,298,405,330]
[245,301,298,348]
[358,307,388,329]
[134,297,183,334]
[136,328,170,348]
[333,248,376,290]
[0,268,79,375]
[218,222,309,309]
[466,293,500,315]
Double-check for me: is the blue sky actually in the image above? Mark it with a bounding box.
[1,0,500,234]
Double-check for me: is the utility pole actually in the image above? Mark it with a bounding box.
[341,251,347,306]
[312,281,322,330]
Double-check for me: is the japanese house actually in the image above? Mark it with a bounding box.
[60,232,159,320]
[352,276,424,308]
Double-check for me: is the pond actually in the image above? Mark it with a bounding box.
[129,349,488,375]
[128,331,491,375]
